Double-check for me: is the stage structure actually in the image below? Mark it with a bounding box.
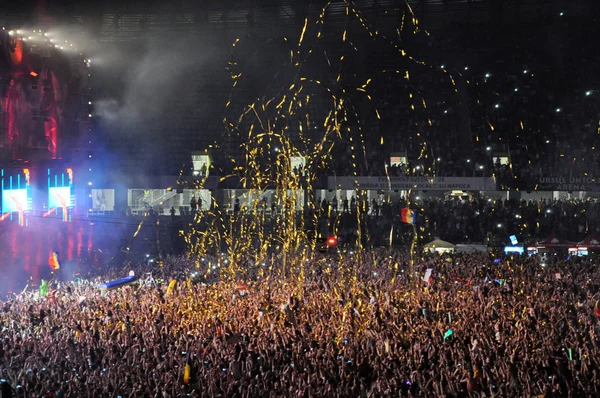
[0,28,87,162]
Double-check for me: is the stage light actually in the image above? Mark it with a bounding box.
[326,236,337,247]
[88,101,92,105]
[44,33,48,36]
[485,73,491,78]
[523,69,528,74]
[464,66,468,70]
[586,91,592,96]
[514,88,518,92]
[486,146,491,151]
[88,182,92,186]
[30,71,38,77]
[16,30,21,34]
[556,108,561,113]
[8,30,14,36]
[494,104,500,108]
[440,65,445,69]
[88,114,92,117]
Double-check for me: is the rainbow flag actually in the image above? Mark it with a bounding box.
[48,252,60,270]
[401,208,416,225]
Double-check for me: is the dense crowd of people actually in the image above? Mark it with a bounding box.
[0,250,599,397]
[313,195,600,246]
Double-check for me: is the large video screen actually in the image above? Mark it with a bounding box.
[49,186,73,208]
[2,189,28,213]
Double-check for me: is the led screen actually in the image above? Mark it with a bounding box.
[49,186,73,208]
[504,246,524,255]
[2,189,28,213]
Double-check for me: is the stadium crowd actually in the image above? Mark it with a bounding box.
[316,196,600,246]
[313,17,600,187]
[0,250,599,397]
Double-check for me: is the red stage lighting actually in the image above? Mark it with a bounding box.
[30,71,38,77]
[327,237,338,247]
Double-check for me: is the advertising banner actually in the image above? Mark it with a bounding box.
[537,176,600,191]
[328,176,497,191]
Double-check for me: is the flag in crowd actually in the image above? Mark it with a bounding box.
[401,208,416,225]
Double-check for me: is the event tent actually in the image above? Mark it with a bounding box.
[577,234,600,249]
[537,234,574,248]
[424,239,455,253]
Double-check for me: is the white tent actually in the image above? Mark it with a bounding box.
[424,239,455,254]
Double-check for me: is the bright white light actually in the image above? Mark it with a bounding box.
[546,140,550,143]
[486,146,491,151]
[16,30,21,34]
[415,196,420,200]
[444,110,448,114]
[494,104,500,109]
[485,73,491,78]
[514,88,518,92]
[88,113,92,117]
[556,108,561,112]
[440,65,445,69]
[44,32,48,37]
[8,30,14,36]
[437,157,441,161]
[497,224,502,228]
[88,101,92,105]
[559,12,564,16]
[88,182,92,186]
[88,168,92,171]
[479,165,484,170]
[55,44,59,47]
[415,165,421,170]
[523,70,528,74]
[464,66,468,70]
[466,159,471,163]
[586,91,592,96]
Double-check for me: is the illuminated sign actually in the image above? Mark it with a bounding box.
[48,186,73,208]
[2,189,28,213]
